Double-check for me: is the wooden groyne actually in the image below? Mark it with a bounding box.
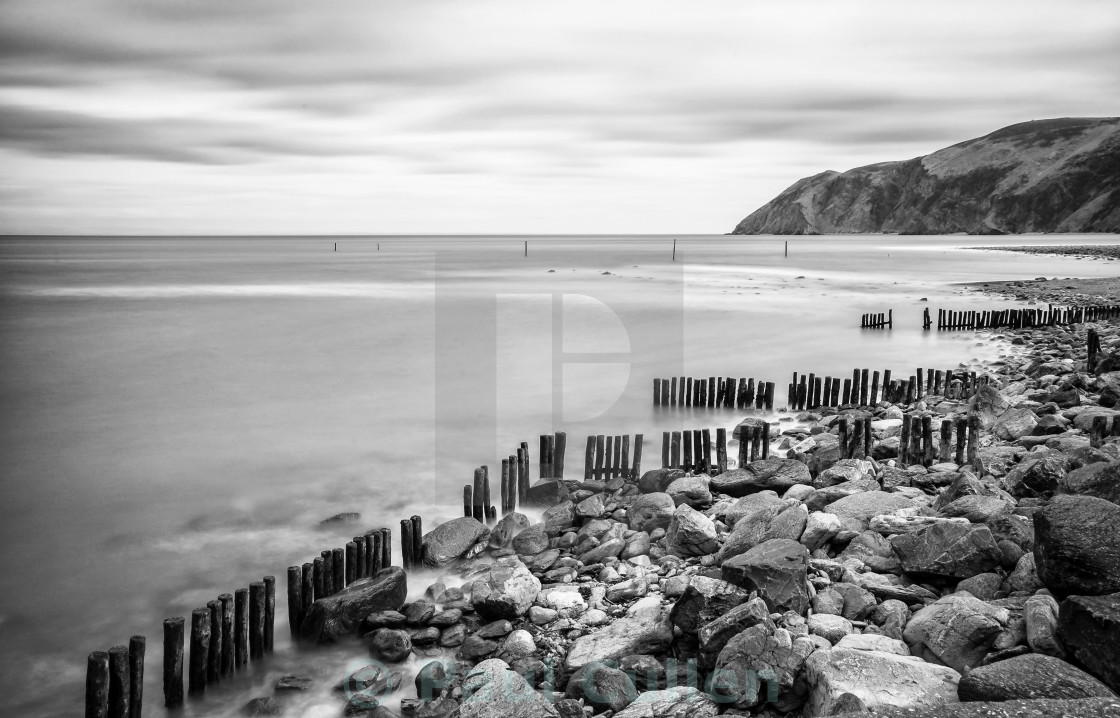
[584,433,644,481]
[860,309,892,328]
[786,367,986,411]
[653,376,775,410]
[85,637,145,718]
[929,303,1120,331]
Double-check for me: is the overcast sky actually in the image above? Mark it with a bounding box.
[1,0,1117,235]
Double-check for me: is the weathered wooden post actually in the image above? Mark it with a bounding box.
[411,516,423,568]
[1091,415,1108,448]
[584,436,595,481]
[863,416,872,457]
[595,434,607,478]
[909,415,923,466]
[206,599,222,684]
[632,434,644,479]
[107,644,129,718]
[605,435,614,476]
[472,468,485,522]
[380,527,392,568]
[87,650,110,718]
[163,617,184,708]
[967,414,980,466]
[400,519,414,570]
[264,577,277,653]
[654,378,661,406]
[682,430,693,473]
[921,415,934,466]
[287,567,303,641]
[188,607,210,696]
[613,435,622,477]
[356,536,368,579]
[671,431,681,469]
[126,636,144,718]
[331,550,344,594]
[500,459,510,513]
[716,428,727,474]
[859,369,869,406]
[939,419,952,463]
[899,413,911,466]
[300,563,314,629]
[249,581,265,661]
[518,443,529,503]
[319,550,333,596]
[234,587,248,668]
[670,376,677,405]
[621,435,631,479]
[345,542,357,586]
[838,418,850,460]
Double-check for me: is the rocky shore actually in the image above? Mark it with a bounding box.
[969,245,1120,261]
[248,278,1120,718]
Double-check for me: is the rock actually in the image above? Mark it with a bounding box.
[512,523,549,555]
[242,697,282,716]
[368,628,413,663]
[565,597,673,671]
[457,633,497,661]
[667,575,751,634]
[580,538,625,564]
[803,647,960,716]
[825,491,916,529]
[1006,453,1071,499]
[711,625,815,711]
[621,531,651,560]
[525,548,560,572]
[416,660,453,699]
[1060,460,1120,504]
[637,469,685,494]
[839,530,901,573]
[488,513,531,550]
[611,687,720,718]
[471,561,541,620]
[891,522,1002,579]
[665,504,719,557]
[628,493,676,533]
[903,594,1010,672]
[460,659,559,718]
[576,493,607,518]
[422,518,489,568]
[301,567,408,644]
[565,661,638,711]
[971,386,1012,429]
[809,613,854,643]
[716,490,786,527]
[274,674,313,692]
[1034,495,1120,595]
[957,573,1003,601]
[940,495,1014,523]
[870,514,970,535]
[1024,591,1065,657]
[994,408,1040,440]
[1008,552,1044,593]
[718,500,802,560]
[721,538,811,614]
[958,653,1116,701]
[835,633,911,655]
[1059,593,1120,692]
[709,458,812,496]
[665,475,712,507]
[542,501,576,534]
[526,479,570,507]
[802,511,842,550]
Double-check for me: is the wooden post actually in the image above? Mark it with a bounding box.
[682,430,693,473]
[851,369,861,407]
[670,376,678,406]
[127,636,144,718]
[633,434,643,479]
[838,418,850,460]
[287,567,302,641]
[863,416,872,457]
[206,599,222,684]
[596,434,607,478]
[584,436,594,480]
[899,414,910,466]
[234,587,248,668]
[613,434,622,477]
[518,444,529,505]
[673,238,677,260]
[411,515,422,568]
[859,369,869,406]
[967,414,980,466]
[702,429,712,474]
[693,430,704,473]
[500,459,510,513]
[547,434,558,478]
[319,550,333,596]
[188,607,210,695]
[939,419,952,463]
[400,519,414,570]
[220,596,235,671]
[671,431,681,469]
[300,563,313,627]
[910,415,923,466]
[162,618,184,708]
[762,422,771,459]
[842,379,852,405]
[331,549,344,594]
[870,370,880,405]
[249,581,265,661]
[922,415,934,466]
[621,434,631,479]
[473,468,485,522]
[539,435,550,478]
[87,651,110,718]
[765,382,775,410]
[368,531,383,574]
[463,485,472,517]
[661,431,669,469]
[738,429,748,467]
[716,427,727,474]
[264,577,277,652]
[380,527,391,568]
[356,535,368,579]
[605,435,614,476]
[345,542,357,586]
[107,644,129,718]
[955,416,967,467]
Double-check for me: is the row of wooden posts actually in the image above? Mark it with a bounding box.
[653,376,776,410]
[84,637,145,718]
[926,304,1120,331]
[584,433,644,481]
[860,310,893,329]
[462,433,570,522]
[897,413,983,470]
[788,368,988,412]
[1088,414,1120,448]
[658,424,768,473]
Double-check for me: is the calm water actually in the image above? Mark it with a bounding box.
[0,234,1117,716]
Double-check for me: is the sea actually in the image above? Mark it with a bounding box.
[0,234,1117,717]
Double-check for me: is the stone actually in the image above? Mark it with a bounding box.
[869,514,969,535]
[457,633,497,660]
[528,606,557,625]
[274,674,313,692]
[576,493,607,518]
[716,490,786,527]
[628,493,676,532]
[1060,460,1120,504]
[696,596,772,669]
[542,501,577,534]
[802,511,842,550]
[958,653,1116,701]
[1008,552,1044,593]
[525,548,560,573]
[368,628,413,663]
[903,594,1010,672]
[565,597,673,671]
[710,625,815,711]
[834,633,910,655]
[301,567,408,644]
[1034,495,1120,595]
[1023,591,1064,657]
[512,523,549,555]
[667,575,750,634]
[809,613,854,643]
[709,458,812,496]
[416,659,453,700]
[621,531,652,560]
[439,624,466,648]
[891,522,1002,579]
[971,386,1011,429]
[429,608,463,628]
[1006,453,1071,499]
[825,491,916,530]
[803,647,960,716]
[488,512,531,550]
[471,561,540,620]
[580,538,625,564]
[839,530,901,573]
[242,697,282,716]
[421,518,489,568]
[665,475,712,507]
[637,469,685,494]
[565,661,638,711]
[1059,593,1120,692]
[665,504,719,557]
[611,687,720,718]
[957,573,1003,601]
[497,629,536,661]
[460,659,559,718]
[526,479,570,507]
[721,538,811,614]
[940,495,1014,523]
[994,408,1040,440]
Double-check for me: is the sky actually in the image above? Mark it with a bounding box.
[0,0,1117,235]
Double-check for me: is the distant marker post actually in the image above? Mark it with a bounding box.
[524,240,527,257]
[785,240,788,257]
[672,238,676,261]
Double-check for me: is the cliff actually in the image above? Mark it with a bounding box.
[731,117,1120,235]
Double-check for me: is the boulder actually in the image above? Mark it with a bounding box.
[668,575,751,634]
[488,513,531,550]
[994,408,1040,440]
[695,596,772,669]
[808,613,854,644]
[957,653,1116,701]
[891,522,1002,579]
[576,493,607,518]
[611,687,720,718]
[1059,593,1120,692]
[803,647,960,716]
[542,501,577,534]
[1005,453,1070,499]
[970,386,1011,429]
[368,628,413,663]
[709,458,812,497]
[1034,495,1120,595]
[665,475,712,507]
[801,511,842,550]
[825,491,916,529]
[940,495,1014,523]
[460,659,559,718]
[421,518,489,568]
[621,531,652,560]
[665,504,719,557]
[628,493,676,533]
[716,491,786,527]
[471,561,541,620]
[301,567,407,644]
[719,503,807,561]
[1059,460,1120,504]
[838,530,901,573]
[1024,591,1065,657]
[564,661,637,712]
[721,538,811,614]
[710,625,815,711]
[834,633,910,655]
[637,469,685,494]
[956,573,1002,601]
[903,594,1009,672]
[526,479,570,507]
[512,523,549,555]
[565,597,673,671]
